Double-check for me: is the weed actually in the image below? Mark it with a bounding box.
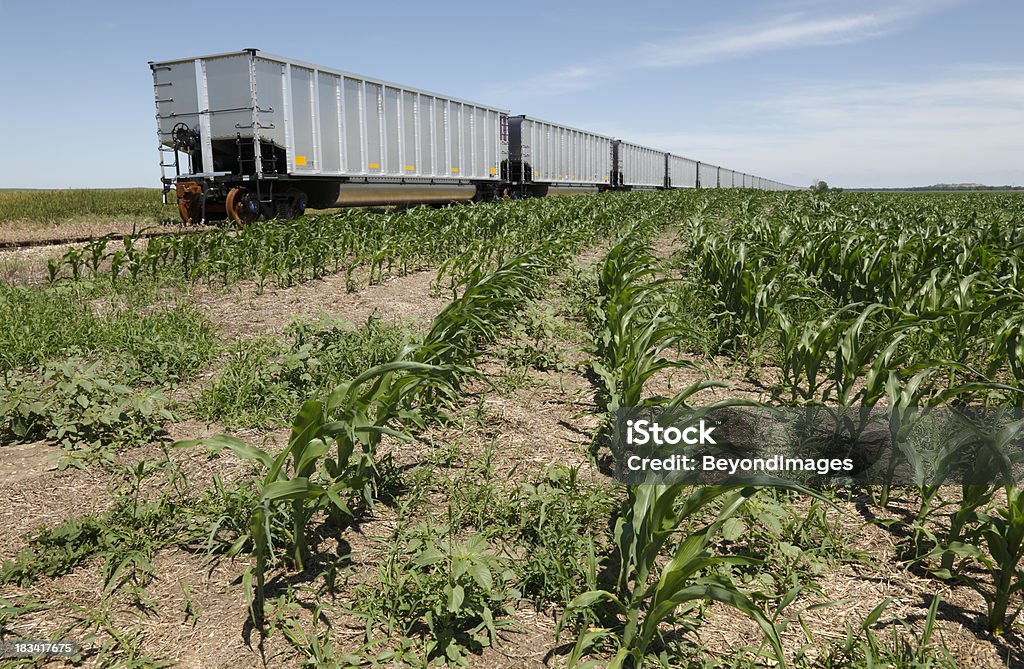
[355,518,521,666]
[505,465,615,608]
[499,302,575,374]
[0,458,188,593]
[195,316,411,427]
[193,337,296,427]
[284,313,409,387]
[0,358,174,464]
[0,283,217,380]
[719,490,858,621]
[803,596,956,668]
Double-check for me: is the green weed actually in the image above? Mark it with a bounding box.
[195,316,410,427]
[0,282,218,381]
[0,358,174,464]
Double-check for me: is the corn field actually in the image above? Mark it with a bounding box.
[2,190,1023,667]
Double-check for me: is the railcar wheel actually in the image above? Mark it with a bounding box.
[226,187,260,226]
[178,197,199,224]
[284,188,308,219]
[272,188,308,220]
[175,181,205,225]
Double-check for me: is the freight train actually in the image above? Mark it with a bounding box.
[150,49,799,225]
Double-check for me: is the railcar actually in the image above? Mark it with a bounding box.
[719,168,736,188]
[506,116,613,197]
[151,49,800,223]
[696,162,719,189]
[612,140,665,189]
[666,154,699,189]
[151,49,507,224]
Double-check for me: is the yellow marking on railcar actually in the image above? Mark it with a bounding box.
[368,163,380,169]
[295,155,307,166]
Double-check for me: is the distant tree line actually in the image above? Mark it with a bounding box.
[849,184,1024,192]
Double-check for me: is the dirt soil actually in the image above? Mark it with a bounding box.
[194,268,445,340]
[0,219,201,246]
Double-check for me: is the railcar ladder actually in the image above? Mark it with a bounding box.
[158,144,180,204]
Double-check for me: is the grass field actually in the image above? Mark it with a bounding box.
[0,188,169,223]
[0,190,1022,667]
[0,188,176,242]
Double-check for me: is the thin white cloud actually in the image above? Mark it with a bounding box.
[632,10,901,68]
[486,0,951,101]
[493,65,601,99]
[617,66,1024,187]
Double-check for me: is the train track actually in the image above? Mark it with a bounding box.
[0,226,215,252]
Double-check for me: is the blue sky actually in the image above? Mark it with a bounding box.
[0,0,1020,189]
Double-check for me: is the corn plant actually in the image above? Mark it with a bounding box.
[928,482,1024,635]
[878,364,1022,507]
[990,307,1024,404]
[179,353,463,626]
[774,305,860,403]
[590,236,690,414]
[970,484,1024,634]
[906,416,1024,634]
[173,242,565,629]
[564,482,787,668]
[569,227,798,667]
[694,240,795,349]
[416,248,552,370]
[47,191,695,290]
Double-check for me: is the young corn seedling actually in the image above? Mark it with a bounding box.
[178,358,454,627]
[931,482,1024,635]
[569,228,797,667]
[174,247,556,630]
[879,364,1022,508]
[917,417,1024,634]
[590,233,693,419]
[976,484,1024,634]
[563,482,788,669]
[990,308,1024,405]
[415,248,551,372]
